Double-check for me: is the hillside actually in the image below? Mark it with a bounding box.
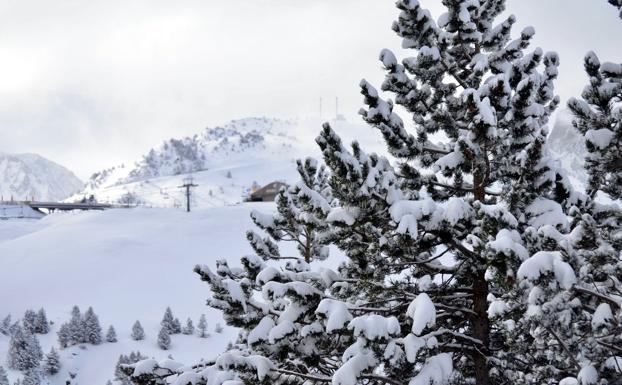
[0,153,83,202]
[0,205,278,384]
[72,117,384,207]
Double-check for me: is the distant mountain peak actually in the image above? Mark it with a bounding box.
[0,153,83,201]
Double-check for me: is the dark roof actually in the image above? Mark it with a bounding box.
[250,181,287,200]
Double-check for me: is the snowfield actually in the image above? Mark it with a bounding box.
[0,204,277,384]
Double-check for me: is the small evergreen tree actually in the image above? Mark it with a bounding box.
[160,307,175,334]
[0,366,8,385]
[43,347,61,375]
[57,324,71,349]
[7,326,42,371]
[83,307,102,345]
[0,315,10,336]
[114,354,131,385]
[34,309,49,334]
[182,318,194,335]
[22,310,37,334]
[105,325,117,343]
[196,314,208,338]
[68,306,84,344]
[157,327,170,350]
[171,318,182,335]
[22,369,40,385]
[131,321,145,341]
[214,322,223,334]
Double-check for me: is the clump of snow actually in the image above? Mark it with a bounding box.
[409,353,453,385]
[487,229,529,261]
[526,198,569,230]
[247,317,276,345]
[333,349,377,385]
[487,299,508,318]
[591,303,613,329]
[327,207,360,226]
[577,364,598,385]
[316,299,353,332]
[348,315,400,340]
[403,334,426,363]
[517,251,576,289]
[406,293,436,335]
[585,128,614,149]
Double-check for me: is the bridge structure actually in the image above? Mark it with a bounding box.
[26,201,115,212]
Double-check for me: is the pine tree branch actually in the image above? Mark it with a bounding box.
[545,327,581,370]
[276,368,331,382]
[573,285,622,309]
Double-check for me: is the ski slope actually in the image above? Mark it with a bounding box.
[0,204,277,384]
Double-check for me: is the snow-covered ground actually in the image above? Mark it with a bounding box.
[0,204,278,384]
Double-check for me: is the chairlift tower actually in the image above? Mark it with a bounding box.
[178,177,198,212]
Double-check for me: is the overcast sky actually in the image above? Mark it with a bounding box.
[0,0,620,179]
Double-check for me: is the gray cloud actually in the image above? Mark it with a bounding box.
[0,0,620,178]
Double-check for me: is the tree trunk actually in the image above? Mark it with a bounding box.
[472,270,491,385]
[472,171,491,385]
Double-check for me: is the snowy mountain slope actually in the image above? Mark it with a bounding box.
[0,205,284,384]
[0,153,83,201]
[72,117,386,208]
[82,117,299,192]
[547,108,588,190]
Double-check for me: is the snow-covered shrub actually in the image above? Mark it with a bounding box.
[157,327,171,350]
[131,321,145,341]
[182,318,195,335]
[57,305,103,347]
[43,347,61,375]
[7,325,42,371]
[106,325,118,343]
[197,314,208,338]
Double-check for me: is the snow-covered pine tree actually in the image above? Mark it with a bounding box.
[22,310,37,335]
[537,34,622,384]
[116,352,147,385]
[0,315,9,336]
[68,306,84,344]
[115,354,131,385]
[0,366,8,385]
[214,322,223,334]
[131,321,145,341]
[160,308,176,335]
[568,53,622,200]
[248,158,331,263]
[57,324,71,349]
[83,307,102,344]
[106,326,118,343]
[43,347,61,375]
[122,1,583,385]
[21,369,40,385]
[34,309,49,334]
[182,318,194,335]
[196,314,208,338]
[7,326,42,371]
[171,318,182,334]
[157,327,170,350]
